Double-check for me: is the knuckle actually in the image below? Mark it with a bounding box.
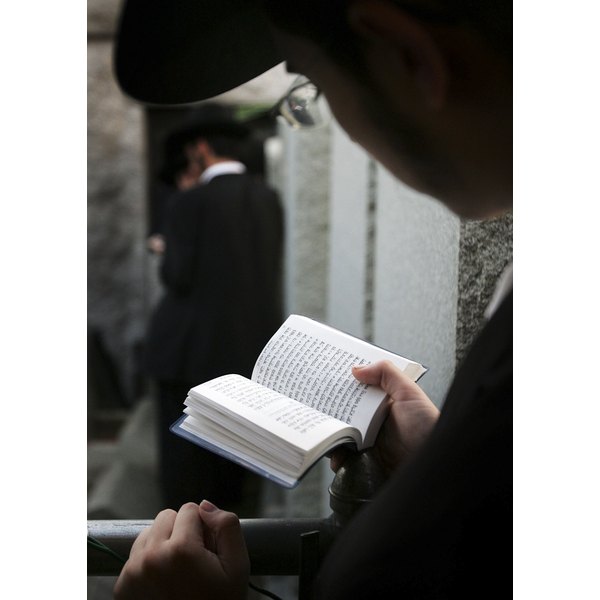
[141,545,168,573]
[381,359,396,373]
[219,511,241,529]
[157,508,177,520]
[214,510,243,537]
[169,542,196,564]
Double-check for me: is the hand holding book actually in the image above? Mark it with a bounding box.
[172,315,427,487]
[329,361,440,476]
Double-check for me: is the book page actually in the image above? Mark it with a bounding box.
[251,315,425,439]
[174,413,353,488]
[187,374,359,454]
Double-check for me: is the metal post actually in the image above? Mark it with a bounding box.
[298,530,321,600]
[328,448,387,527]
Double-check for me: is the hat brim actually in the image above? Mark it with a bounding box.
[165,120,251,153]
[114,0,283,106]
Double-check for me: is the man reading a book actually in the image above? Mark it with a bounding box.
[113,1,512,598]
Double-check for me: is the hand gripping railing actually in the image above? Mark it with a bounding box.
[88,450,386,594]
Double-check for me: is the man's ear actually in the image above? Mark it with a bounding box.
[197,139,211,154]
[189,139,212,159]
[346,0,448,109]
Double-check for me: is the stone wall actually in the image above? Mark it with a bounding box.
[326,122,512,408]
[88,0,147,407]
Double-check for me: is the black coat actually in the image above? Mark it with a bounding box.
[144,172,284,384]
[315,292,513,598]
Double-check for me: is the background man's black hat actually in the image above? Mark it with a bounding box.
[164,103,251,154]
[114,0,282,105]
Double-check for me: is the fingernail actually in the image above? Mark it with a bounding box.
[199,499,218,512]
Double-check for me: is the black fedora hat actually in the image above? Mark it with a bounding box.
[114,0,282,106]
[163,103,251,155]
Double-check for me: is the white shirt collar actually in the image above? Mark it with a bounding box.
[484,262,513,319]
[199,161,246,184]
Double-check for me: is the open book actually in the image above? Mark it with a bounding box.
[171,314,427,488]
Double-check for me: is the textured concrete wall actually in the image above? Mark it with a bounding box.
[456,215,513,364]
[277,121,332,321]
[327,125,372,339]
[88,0,147,403]
[373,169,461,406]
[88,0,122,34]
[324,122,512,407]
[326,123,463,407]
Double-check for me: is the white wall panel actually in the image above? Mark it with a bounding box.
[373,167,460,407]
[327,124,371,338]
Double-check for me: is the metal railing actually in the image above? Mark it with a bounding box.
[88,450,385,594]
[88,517,336,576]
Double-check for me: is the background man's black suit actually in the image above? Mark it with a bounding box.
[144,171,284,510]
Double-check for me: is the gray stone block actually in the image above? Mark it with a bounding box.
[87,460,161,520]
[88,399,160,519]
[117,398,158,470]
[456,214,513,364]
[88,0,122,36]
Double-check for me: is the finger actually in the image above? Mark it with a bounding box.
[128,522,152,557]
[352,360,414,397]
[145,508,177,545]
[329,447,352,472]
[170,502,205,546]
[198,500,249,577]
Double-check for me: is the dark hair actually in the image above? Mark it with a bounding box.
[263,0,512,65]
[159,153,190,186]
[202,133,247,160]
